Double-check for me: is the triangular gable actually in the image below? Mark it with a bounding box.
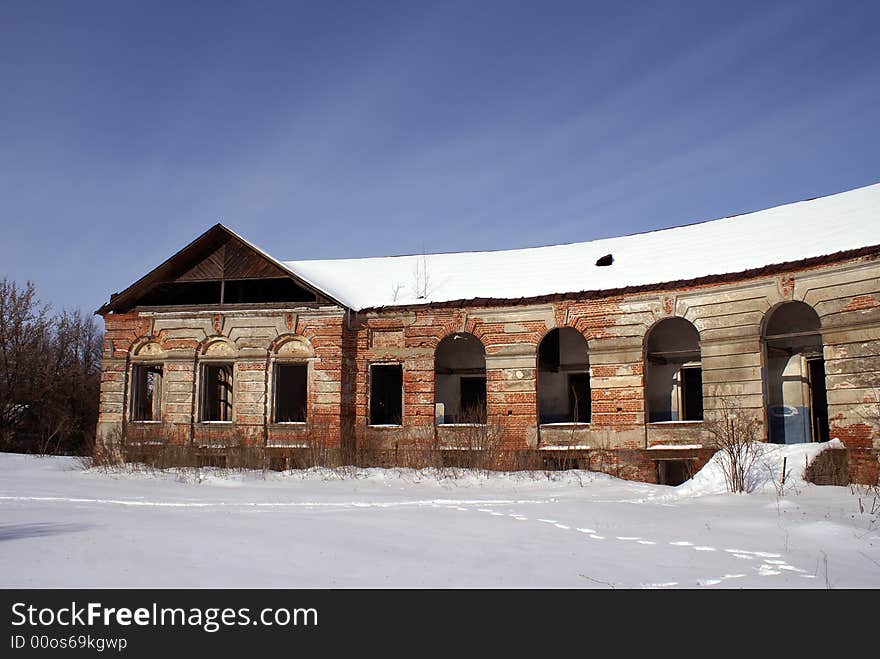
[97,224,344,313]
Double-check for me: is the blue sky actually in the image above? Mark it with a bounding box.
[1,0,878,313]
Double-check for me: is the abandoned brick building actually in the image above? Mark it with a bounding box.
[96,183,880,484]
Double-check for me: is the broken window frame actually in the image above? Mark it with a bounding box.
[199,362,234,423]
[130,363,163,422]
[368,363,404,427]
[272,361,309,424]
[678,363,704,422]
[805,356,830,443]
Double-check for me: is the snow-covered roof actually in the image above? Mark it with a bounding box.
[275,183,880,311]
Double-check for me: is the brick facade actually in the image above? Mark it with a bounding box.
[98,252,880,484]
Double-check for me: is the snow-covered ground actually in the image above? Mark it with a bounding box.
[0,450,877,588]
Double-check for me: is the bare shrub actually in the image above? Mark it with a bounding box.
[803,447,849,486]
[438,404,503,476]
[704,394,765,493]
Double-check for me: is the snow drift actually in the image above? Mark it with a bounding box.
[676,439,847,496]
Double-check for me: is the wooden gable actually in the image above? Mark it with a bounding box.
[98,225,340,313]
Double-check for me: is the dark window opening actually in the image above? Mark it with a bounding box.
[274,363,307,423]
[223,278,316,304]
[807,358,830,442]
[568,373,592,423]
[139,281,222,306]
[370,364,403,425]
[595,254,614,266]
[459,376,487,423]
[131,364,163,421]
[656,460,692,486]
[680,367,703,421]
[134,278,317,308]
[200,363,233,422]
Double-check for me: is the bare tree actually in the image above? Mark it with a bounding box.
[704,393,765,493]
[0,279,51,449]
[0,278,102,455]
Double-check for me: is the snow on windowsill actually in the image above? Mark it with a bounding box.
[647,420,704,425]
[647,444,704,450]
[539,445,590,451]
[438,445,490,451]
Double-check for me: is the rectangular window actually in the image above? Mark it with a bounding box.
[459,376,487,423]
[131,364,163,421]
[567,373,591,423]
[680,366,703,421]
[369,364,403,425]
[274,363,308,423]
[200,363,233,422]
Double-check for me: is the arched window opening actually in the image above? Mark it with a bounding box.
[763,301,828,444]
[645,318,703,422]
[537,328,591,424]
[434,333,486,424]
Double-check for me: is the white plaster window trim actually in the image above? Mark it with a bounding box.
[646,420,704,425]
[436,423,487,428]
[539,422,591,427]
